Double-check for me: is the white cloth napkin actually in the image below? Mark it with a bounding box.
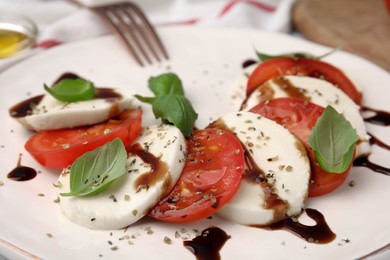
[0,0,295,71]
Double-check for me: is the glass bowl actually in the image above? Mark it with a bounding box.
[0,12,38,58]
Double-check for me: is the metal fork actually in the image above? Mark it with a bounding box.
[92,2,169,66]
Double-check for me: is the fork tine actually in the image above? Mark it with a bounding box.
[126,2,169,60]
[93,2,168,66]
[108,4,153,65]
[122,4,160,62]
[94,5,145,66]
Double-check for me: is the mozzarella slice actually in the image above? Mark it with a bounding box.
[241,76,370,157]
[214,112,310,226]
[58,124,187,230]
[13,88,133,130]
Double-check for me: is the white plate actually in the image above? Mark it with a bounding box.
[0,26,389,260]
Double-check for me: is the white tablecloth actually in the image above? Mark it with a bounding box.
[0,0,296,71]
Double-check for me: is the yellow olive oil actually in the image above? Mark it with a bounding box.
[0,25,31,58]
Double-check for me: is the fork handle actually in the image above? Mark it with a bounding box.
[73,0,124,7]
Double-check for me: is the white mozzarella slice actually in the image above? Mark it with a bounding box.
[215,112,310,226]
[58,124,187,230]
[16,89,133,130]
[241,76,370,157]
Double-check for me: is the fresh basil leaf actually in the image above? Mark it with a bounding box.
[308,106,359,173]
[152,94,198,137]
[135,72,198,137]
[256,48,339,62]
[134,94,155,104]
[60,138,127,197]
[148,73,184,96]
[44,78,96,102]
[256,51,317,61]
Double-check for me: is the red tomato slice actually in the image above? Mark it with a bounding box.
[246,57,362,105]
[250,97,352,197]
[149,128,245,223]
[25,109,142,168]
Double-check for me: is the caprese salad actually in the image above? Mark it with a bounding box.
[8,52,369,235]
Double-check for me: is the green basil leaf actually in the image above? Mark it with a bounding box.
[134,94,155,104]
[256,48,339,62]
[148,73,184,96]
[44,78,96,102]
[152,94,198,137]
[308,106,359,173]
[60,138,127,197]
[135,72,198,137]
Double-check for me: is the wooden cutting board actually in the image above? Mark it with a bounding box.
[292,0,390,72]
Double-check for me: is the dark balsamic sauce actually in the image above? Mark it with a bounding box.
[95,88,123,100]
[272,76,308,100]
[183,227,230,260]
[242,59,257,69]
[7,154,37,181]
[128,143,171,193]
[353,157,390,176]
[244,151,287,221]
[368,132,390,150]
[362,106,390,126]
[9,95,44,118]
[353,132,390,176]
[54,72,81,83]
[344,105,390,175]
[269,208,336,244]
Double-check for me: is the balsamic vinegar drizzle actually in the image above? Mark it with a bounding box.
[353,157,390,176]
[353,132,390,176]
[242,59,257,69]
[353,105,390,176]
[7,153,37,181]
[368,132,390,150]
[183,227,230,260]
[353,133,390,176]
[54,72,81,83]
[362,106,390,126]
[269,208,336,244]
[244,151,287,221]
[8,94,44,118]
[353,107,390,174]
[128,143,172,193]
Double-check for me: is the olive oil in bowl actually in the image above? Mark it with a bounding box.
[0,13,38,58]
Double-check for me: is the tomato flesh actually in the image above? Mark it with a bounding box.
[25,109,142,168]
[250,97,352,197]
[149,128,245,223]
[246,57,362,105]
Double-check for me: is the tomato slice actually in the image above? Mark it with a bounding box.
[246,57,362,105]
[25,109,142,168]
[149,128,245,223]
[250,97,352,197]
